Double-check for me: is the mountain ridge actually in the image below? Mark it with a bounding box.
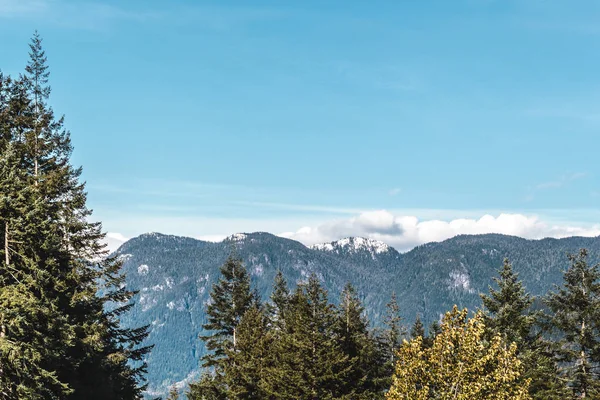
[114,231,600,396]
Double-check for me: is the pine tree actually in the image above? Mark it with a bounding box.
[200,254,256,368]
[546,249,600,398]
[335,283,382,398]
[262,274,351,399]
[266,270,289,331]
[481,259,535,345]
[224,306,271,399]
[410,315,425,340]
[481,258,565,399]
[0,33,151,399]
[190,254,256,399]
[386,306,531,400]
[382,292,405,363]
[187,372,223,400]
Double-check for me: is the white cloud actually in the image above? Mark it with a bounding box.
[196,234,228,242]
[104,232,128,253]
[280,210,600,252]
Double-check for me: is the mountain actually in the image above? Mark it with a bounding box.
[114,232,600,396]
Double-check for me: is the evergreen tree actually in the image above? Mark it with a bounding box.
[266,270,289,331]
[481,259,535,345]
[546,249,600,398]
[335,283,382,398]
[0,33,151,399]
[262,274,351,399]
[191,254,256,399]
[481,258,565,399]
[382,292,404,363]
[200,254,256,369]
[224,306,271,399]
[187,373,223,400]
[410,315,425,340]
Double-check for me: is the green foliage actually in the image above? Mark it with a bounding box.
[481,258,566,399]
[200,254,256,371]
[0,32,150,399]
[546,249,600,398]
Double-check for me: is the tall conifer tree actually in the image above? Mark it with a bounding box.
[546,249,600,398]
[0,33,151,399]
[190,254,256,399]
[481,259,565,399]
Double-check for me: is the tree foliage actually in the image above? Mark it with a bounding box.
[387,306,531,400]
[0,32,151,400]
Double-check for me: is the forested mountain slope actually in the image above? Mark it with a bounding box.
[115,232,600,395]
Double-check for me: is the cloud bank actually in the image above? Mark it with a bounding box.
[279,210,600,252]
[103,210,600,254]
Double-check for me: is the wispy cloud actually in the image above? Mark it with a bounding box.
[0,0,161,30]
[389,188,401,196]
[231,201,365,215]
[0,0,46,17]
[525,172,587,201]
[535,172,587,190]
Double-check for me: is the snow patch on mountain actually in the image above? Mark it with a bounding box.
[311,237,391,259]
[448,270,475,293]
[226,233,247,241]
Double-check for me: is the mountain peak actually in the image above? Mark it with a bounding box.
[311,237,392,256]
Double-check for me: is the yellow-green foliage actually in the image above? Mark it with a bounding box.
[387,306,531,400]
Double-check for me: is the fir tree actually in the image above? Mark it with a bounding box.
[481,258,565,399]
[410,315,425,340]
[224,306,271,399]
[266,270,289,331]
[546,249,600,398]
[191,254,256,399]
[0,33,151,399]
[262,274,351,399]
[335,283,382,398]
[382,292,404,363]
[200,254,256,369]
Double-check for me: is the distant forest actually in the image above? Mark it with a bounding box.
[3,34,600,400]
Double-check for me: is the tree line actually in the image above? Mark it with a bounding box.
[183,248,600,400]
[0,33,151,399]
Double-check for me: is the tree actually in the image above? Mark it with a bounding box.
[200,254,256,368]
[481,259,535,346]
[191,254,256,399]
[266,270,289,331]
[481,258,565,400]
[546,249,600,398]
[382,292,404,363]
[386,306,531,400]
[224,306,271,399]
[335,283,382,398]
[409,316,425,340]
[0,33,151,399]
[261,274,351,399]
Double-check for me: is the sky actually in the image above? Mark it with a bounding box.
[2,0,600,252]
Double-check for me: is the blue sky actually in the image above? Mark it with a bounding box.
[2,0,600,250]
